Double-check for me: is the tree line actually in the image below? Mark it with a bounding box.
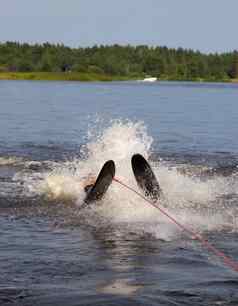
[0,41,238,81]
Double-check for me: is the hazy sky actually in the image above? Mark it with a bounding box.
[0,0,237,53]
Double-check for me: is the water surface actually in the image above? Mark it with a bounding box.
[0,80,238,305]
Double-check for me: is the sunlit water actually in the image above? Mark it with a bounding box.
[0,80,238,305]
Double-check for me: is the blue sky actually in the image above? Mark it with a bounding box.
[0,0,237,53]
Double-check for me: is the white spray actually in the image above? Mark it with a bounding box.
[23,120,238,238]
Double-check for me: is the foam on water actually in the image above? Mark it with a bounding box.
[23,120,238,238]
[0,156,23,166]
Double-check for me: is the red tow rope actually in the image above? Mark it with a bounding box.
[113,177,238,273]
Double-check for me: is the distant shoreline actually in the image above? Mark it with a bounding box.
[0,72,133,82]
[1,42,238,82]
[0,72,237,83]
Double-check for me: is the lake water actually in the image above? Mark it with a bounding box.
[0,80,238,305]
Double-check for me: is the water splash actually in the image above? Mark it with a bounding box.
[0,156,23,166]
[22,120,238,237]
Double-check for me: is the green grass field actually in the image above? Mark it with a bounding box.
[0,72,236,83]
[0,72,134,82]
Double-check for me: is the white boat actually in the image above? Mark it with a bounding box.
[142,77,157,82]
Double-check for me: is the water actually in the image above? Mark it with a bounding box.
[0,80,238,305]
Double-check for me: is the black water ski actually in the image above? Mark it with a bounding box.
[131,154,161,202]
[84,160,115,205]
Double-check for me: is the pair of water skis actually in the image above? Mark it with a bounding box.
[84,154,161,206]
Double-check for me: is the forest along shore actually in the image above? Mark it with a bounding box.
[0,42,238,82]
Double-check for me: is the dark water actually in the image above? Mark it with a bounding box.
[0,80,238,305]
